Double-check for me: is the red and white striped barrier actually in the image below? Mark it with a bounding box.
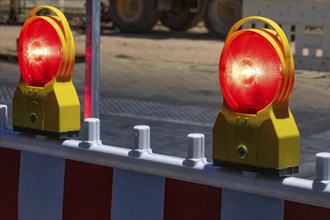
[0,104,329,220]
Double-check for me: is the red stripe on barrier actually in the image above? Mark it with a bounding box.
[164,178,222,220]
[0,147,20,220]
[284,201,330,220]
[62,160,113,220]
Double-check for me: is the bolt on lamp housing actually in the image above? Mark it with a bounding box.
[213,16,300,176]
[13,6,80,138]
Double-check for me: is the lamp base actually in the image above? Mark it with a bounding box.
[13,126,79,139]
[213,159,299,177]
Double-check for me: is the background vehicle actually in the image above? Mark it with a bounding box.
[107,0,242,38]
[2,0,241,38]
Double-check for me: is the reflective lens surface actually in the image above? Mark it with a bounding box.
[220,30,282,114]
[18,18,63,87]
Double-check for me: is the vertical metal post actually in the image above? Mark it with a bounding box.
[84,0,100,118]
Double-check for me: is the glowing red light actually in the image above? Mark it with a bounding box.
[18,18,63,87]
[220,30,282,114]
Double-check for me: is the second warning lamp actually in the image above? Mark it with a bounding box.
[213,16,300,176]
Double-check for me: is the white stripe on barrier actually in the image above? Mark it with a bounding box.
[18,151,65,220]
[111,168,165,219]
[221,189,284,220]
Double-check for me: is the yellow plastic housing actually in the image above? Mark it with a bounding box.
[13,6,80,137]
[213,105,300,172]
[213,16,300,176]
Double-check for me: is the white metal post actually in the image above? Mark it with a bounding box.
[85,0,100,119]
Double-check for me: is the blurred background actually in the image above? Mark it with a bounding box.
[0,0,329,179]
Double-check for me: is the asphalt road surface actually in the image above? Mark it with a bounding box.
[0,27,329,179]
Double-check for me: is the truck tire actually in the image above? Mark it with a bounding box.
[109,0,159,33]
[101,0,111,22]
[160,0,201,31]
[203,0,242,38]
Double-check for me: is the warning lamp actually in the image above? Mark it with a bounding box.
[213,16,300,176]
[13,6,80,138]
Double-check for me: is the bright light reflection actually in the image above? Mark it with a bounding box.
[231,58,260,86]
[26,40,49,64]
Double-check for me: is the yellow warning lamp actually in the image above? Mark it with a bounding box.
[13,6,80,138]
[213,16,300,176]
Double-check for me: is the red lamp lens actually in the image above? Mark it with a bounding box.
[18,18,63,87]
[220,30,282,114]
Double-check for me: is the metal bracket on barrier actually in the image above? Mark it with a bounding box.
[0,104,8,131]
[79,118,102,148]
[313,152,330,190]
[183,133,207,167]
[129,125,152,157]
